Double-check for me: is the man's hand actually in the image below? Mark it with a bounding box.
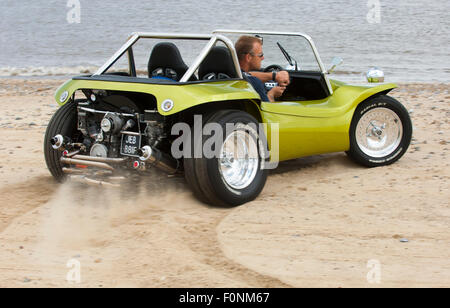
[267,86,286,102]
[275,71,290,87]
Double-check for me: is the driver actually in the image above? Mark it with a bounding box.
[235,35,290,102]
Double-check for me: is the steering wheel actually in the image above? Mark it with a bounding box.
[262,65,283,92]
[263,64,283,73]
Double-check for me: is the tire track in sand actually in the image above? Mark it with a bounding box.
[0,173,290,287]
[103,173,292,287]
[169,203,291,288]
[0,176,57,233]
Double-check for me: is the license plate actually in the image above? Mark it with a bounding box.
[120,134,141,157]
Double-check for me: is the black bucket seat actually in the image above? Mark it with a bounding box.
[198,46,238,81]
[148,42,192,81]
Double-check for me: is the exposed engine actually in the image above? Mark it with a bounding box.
[50,90,180,183]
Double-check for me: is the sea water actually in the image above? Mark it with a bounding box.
[0,0,448,82]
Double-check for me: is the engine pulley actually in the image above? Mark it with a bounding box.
[101,113,124,135]
[90,143,108,158]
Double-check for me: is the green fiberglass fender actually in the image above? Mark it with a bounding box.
[261,82,398,119]
[260,82,398,162]
[54,78,261,115]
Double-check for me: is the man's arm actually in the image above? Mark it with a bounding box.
[243,73,286,103]
[249,71,290,87]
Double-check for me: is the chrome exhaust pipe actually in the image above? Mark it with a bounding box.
[62,167,86,175]
[51,135,86,152]
[71,155,127,164]
[138,145,179,174]
[51,134,69,150]
[69,175,121,188]
[60,157,115,171]
[84,177,121,188]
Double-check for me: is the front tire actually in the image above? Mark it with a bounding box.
[184,110,268,207]
[347,95,412,167]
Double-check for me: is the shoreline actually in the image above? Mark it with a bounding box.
[1,75,450,84]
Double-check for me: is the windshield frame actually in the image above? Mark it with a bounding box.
[213,29,333,94]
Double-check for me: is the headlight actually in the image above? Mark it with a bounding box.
[366,67,385,83]
[161,99,174,112]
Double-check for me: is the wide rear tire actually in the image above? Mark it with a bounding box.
[44,100,78,182]
[184,110,268,207]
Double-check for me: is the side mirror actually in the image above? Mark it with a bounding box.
[366,67,385,83]
[327,57,343,74]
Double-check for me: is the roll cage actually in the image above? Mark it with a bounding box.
[93,30,334,94]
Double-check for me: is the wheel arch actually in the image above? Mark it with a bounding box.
[172,99,264,125]
[350,84,397,111]
[349,87,398,124]
[331,83,399,127]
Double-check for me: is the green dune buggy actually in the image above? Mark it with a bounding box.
[45,30,412,206]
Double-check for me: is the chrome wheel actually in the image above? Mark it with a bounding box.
[219,129,259,190]
[184,110,268,207]
[355,107,403,158]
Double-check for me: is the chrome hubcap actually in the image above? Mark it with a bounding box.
[356,107,403,158]
[219,129,259,190]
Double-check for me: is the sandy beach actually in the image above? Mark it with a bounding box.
[0,79,448,287]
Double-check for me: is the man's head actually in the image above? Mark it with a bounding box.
[235,35,264,72]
